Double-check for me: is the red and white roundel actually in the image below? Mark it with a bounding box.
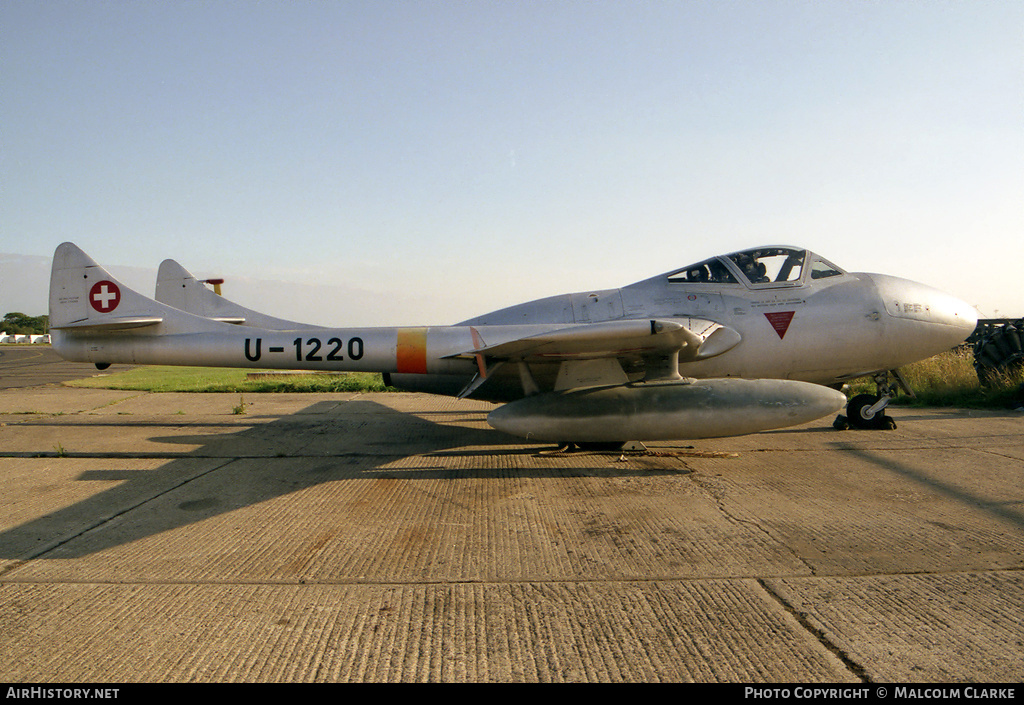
[89,280,121,313]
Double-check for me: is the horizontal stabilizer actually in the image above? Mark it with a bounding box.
[52,316,164,331]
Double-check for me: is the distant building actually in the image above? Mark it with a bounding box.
[0,332,50,343]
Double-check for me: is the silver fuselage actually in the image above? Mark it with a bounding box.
[390,265,977,399]
[51,245,978,404]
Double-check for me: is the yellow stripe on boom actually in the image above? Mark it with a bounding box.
[396,327,428,374]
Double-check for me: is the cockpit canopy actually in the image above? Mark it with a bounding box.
[667,246,845,288]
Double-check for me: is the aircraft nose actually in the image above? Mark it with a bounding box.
[946,295,980,339]
[870,274,978,348]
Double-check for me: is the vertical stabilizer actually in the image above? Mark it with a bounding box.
[49,242,222,334]
[49,242,166,330]
[155,257,321,330]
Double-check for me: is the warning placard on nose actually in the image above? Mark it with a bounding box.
[89,280,121,313]
[764,311,795,339]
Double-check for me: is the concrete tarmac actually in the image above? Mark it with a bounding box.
[0,346,111,390]
[1,373,1023,682]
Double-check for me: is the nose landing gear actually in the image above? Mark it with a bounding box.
[833,370,913,430]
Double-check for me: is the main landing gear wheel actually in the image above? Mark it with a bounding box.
[834,370,907,431]
[845,394,897,430]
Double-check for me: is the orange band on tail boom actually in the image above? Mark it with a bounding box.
[396,327,429,374]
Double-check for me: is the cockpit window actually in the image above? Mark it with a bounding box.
[666,247,842,287]
[810,258,845,279]
[727,247,805,285]
[667,258,738,284]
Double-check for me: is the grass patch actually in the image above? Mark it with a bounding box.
[66,366,394,393]
[846,348,1024,409]
[63,351,1024,408]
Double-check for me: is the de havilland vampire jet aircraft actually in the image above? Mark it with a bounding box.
[49,242,977,445]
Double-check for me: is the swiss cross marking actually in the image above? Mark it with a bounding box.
[764,311,795,339]
[89,280,121,313]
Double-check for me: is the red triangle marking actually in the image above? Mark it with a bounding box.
[764,311,795,339]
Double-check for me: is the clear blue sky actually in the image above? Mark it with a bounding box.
[3,1,1022,324]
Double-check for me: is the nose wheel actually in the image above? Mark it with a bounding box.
[834,370,912,430]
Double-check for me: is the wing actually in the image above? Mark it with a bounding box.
[459,319,701,362]
[443,317,741,398]
[459,316,844,443]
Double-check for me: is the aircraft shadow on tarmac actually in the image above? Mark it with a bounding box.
[835,443,1024,534]
[0,398,692,561]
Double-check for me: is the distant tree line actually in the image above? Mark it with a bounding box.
[2,312,49,334]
